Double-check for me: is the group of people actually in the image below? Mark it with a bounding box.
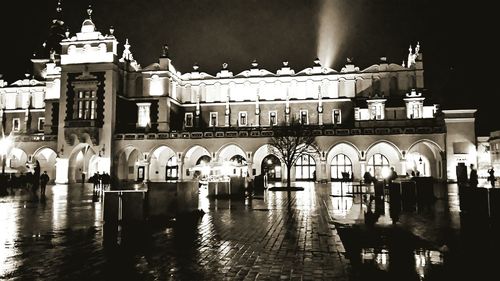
[0,170,50,196]
[362,167,398,185]
[88,172,111,190]
[469,164,496,187]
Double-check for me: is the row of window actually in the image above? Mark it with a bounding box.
[159,153,390,181]
[184,109,342,127]
[10,117,45,132]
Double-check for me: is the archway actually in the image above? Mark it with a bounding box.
[7,147,28,170]
[365,141,402,177]
[68,144,97,183]
[184,145,211,179]
[407,140,444,179]
[115,146,140,181]
[217,144,246,162]
[261,154,282,181]
[166,156,179,181]
[149,145,176,182]
[253,144,278,177]
[326,142,361,180]
[367,153,390,179]
[33,147,57,181]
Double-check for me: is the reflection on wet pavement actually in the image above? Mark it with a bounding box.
[2,181,500,280]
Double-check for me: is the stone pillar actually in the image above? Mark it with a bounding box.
[177,152,184,181]
[143,162,150,183]
[320,158,327,182]
[360,161,366,178]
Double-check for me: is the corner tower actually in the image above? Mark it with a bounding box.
[55,6,120,183]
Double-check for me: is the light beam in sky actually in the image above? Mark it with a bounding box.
[316,0,344,69]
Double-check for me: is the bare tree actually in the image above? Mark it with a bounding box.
[269,119,319,189]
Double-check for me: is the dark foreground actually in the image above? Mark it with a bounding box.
[1,182,499,280]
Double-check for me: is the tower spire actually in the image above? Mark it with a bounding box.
[87,4,93,19]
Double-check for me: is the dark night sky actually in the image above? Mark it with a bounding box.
[0,0,495,135]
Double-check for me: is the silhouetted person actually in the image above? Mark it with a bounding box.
[488,167,496,187]
[389,167,398,183]
[364,170,373,184]
[469,164,478,187]
[40,171,50,196]
[312,170,316,182]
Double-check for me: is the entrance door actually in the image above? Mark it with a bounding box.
[261,155,282,181]
[137,166,145,182]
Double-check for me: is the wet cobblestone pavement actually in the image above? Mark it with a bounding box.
[0,183,349,281]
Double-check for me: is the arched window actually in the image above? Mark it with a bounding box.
[196,155,211,165]
[389,76,398,96]
[330,154,352,181]
[295,154,316,181]
[367,153,390,179]
[166,156,178,180]
[230,155,247,165]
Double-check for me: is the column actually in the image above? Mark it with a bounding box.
[360,161,366,179]
[143,162,150,183]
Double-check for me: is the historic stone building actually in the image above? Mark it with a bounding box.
[0,5,478,184]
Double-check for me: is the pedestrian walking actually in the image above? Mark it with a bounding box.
[469,164,478,187]
[40,171,50,196]
[488,167,496,187]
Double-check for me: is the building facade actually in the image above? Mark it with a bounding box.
[0,5,478,184]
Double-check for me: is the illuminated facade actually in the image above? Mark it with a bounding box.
[0,5,479,183]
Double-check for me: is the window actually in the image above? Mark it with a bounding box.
[269,111,277,126]
[75,90,97,120]
[12,118,20,132]
[331,154,352,180]
[185,113,193,127]
[333,109,341,124]
[368,102,385,120]
[209,112,218,127]
[367,153,390,179]
[239,111,248,126]
[137,103,151,127]
[407,101,423,119]
[166,156,178,180]
[295,154,316,180]
[299,110,308,124]
[38,117,45,132]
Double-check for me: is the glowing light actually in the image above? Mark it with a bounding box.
[381,166,391,179]
[316,0,345,68]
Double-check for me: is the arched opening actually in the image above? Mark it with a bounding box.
[149,145,176,182]
[33,148,57,181]
[166,156,179,181]
[295,154,316,181]
[229,155,247,177]
[367,153,390,179]
[407,140,444,179]
[115,146,140,181]
[183,145,211,179]
[68,145,97,183]
[196,155,212,165]
[261,154,282,181]
[389,76,398,96]
[330,154,353,181]
[7,148,28,169]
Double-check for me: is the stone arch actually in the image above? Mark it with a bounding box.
[115,146,141,181]
[365,140,403,174]
[7,147,28,170]
[33,147,57,181]
[68,144,98,183]
[407,139,445,179]
[216,143,247,162]
[326,142,362,180]
[183,145,211,180]
[253,144,277,176]
[148,145,176,182]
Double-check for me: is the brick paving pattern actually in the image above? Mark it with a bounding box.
[0,183,349,281]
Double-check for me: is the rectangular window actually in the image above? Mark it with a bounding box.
[185,113,193,127]
[239,112,248,126]
[38,117,45,132]
[75,90,97,120]
[333,109,341,124]
[12,118,20,132]
[299,110,308,125]
[137,103,151,128]
[269,111,277,126]
[209,112,218,127]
